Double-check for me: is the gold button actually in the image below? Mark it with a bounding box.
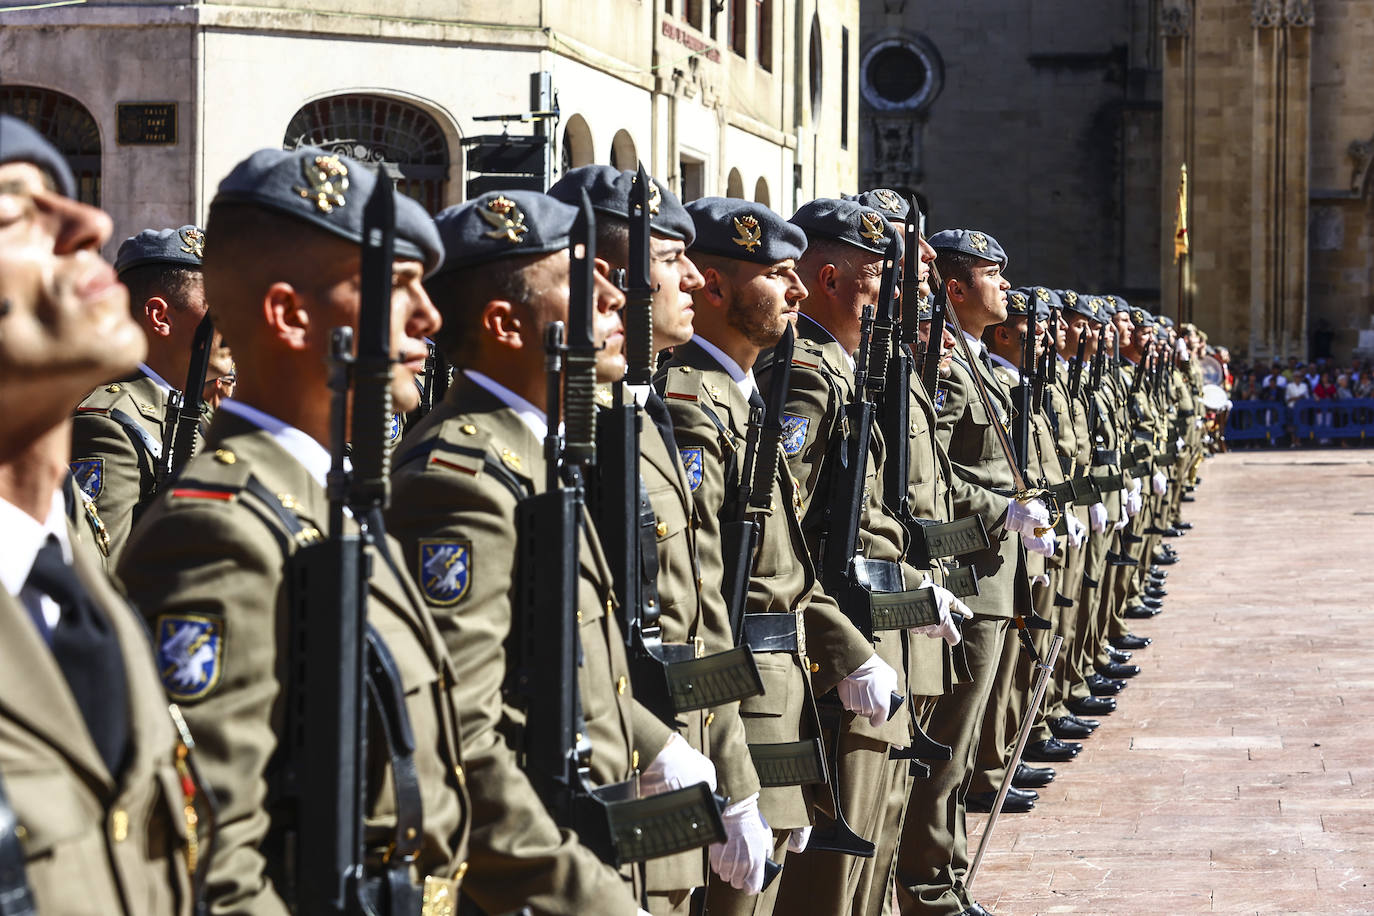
[576,610,583,622]
[406,827,418,840]
[214,449,236,465]
[13,824,27,842]
[704,712,715,727]
[810,663,820,673]
[111,809,129,842]
[655,521,668,537]
[617,675,628,695]
[460,423,477,435]
[105,384,121,393]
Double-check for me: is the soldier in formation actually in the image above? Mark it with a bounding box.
[0,113,1211,915]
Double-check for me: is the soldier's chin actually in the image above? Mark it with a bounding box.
[390,378,421,414]
[595,353,627,384]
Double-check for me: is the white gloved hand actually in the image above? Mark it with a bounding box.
[1125,483,1143,517]
[1065,512,1087,549]
[1151,470,1168,496]
[1176,436,1186,451]
[1112,515,1129,532]
[1088,501,1108,533]
[1194,417,1205,429]
[1020,528,1056,557]
[909,576,970,646]
[639,732,718,796]
[1030,573,1050,588]
[708,793,772,895]
[837,653,899,728]
[1005,496,1050,535]
[787,824,812,853]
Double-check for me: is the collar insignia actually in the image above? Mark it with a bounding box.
[873,189,902,212]
[859,211,887,243]
[969,232,989,253]
[732,216,762,252]
[295,155,349,214]
[481,196,529,244]
[179,227,206,259]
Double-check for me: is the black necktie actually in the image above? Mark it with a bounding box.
[25,537,130,777]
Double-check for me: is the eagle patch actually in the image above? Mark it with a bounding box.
[420,539,471,606]
[70,458,103,500]
[679,447,705,492]
[156,614,224,702]
[781,414,810,457]
[934,388,948,412]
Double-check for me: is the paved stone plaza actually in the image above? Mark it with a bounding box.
[968,450,1374,914]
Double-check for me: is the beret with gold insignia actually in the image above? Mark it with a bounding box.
[1059,288,1099,322]
[0,113,75,198]
[848,188,912,223]
[211,146,444,274]
[1107,294,1131,316]
[927,228,1007,269]
[430,190,576,275]
[685,197,807,265]
[1130,306,1156,328]
[115,225,207,275]
[548,165,695,244]
[790,197,903,257]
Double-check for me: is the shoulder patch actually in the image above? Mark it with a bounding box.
[781,413,810,457]
[70,458,103,500]
[679,446,704,491]
[419,538,471,606]
[935,387,949,412]
[388,413,403,442]
[156,614,224,702]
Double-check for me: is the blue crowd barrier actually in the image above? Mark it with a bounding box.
[1291,397,1374,441]
[1225,400,1289,442]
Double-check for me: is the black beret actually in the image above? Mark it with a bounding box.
[114,225,206,276]
[1059,289,1097,322]
[790,197,902,257]
[431,190,577,275]
[1086,296,1114,323]
[0,114,76,199]
[1006,288,1052,321]
[927,228,1008,269]
[1108,294,1131,315]
[1130,306,1156,328]
[913,295,934,321]
[1158,314,1175,329]
[684,197,807,265]
[211,147,444,274]
[548,165,695,245]
[850,188,911,223]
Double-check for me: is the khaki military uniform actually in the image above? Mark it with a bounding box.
[118,411,470,915]
[0,498,193,916]
[385,380,667,916]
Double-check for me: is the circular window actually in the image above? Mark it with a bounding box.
[860,36,944,114]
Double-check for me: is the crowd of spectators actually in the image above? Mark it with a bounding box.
[1224,355,1374,447]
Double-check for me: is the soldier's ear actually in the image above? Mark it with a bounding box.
[143,297,173,337]
[481,299,524,350]
[817,262,841,297]
[698,266,729,308]
[262,282,310,350]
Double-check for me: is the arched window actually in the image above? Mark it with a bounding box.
[754,177,770,207]
[284,95,450,213]
[726,168,744,199]
[0,86,101,205]
[561,114,594,175]
[610,130,637,171]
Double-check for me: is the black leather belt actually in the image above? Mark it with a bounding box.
[1093,448,1120,466]
[741,614,799,655]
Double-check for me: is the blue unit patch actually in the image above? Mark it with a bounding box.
[156,614,224,702]
[388,413,403,441]
[781,414,810,458]
[934,388,948,412]
[70,458,104,500]
[679,447,704,492]
[419,539,471,606]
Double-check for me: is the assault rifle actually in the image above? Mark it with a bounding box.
[1067,329,1088,399]
[517,192,724,869]
[158,313,215,484]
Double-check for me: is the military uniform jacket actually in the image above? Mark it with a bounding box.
[1,505,193,915]
[386,380,667,916]
[71,373,174,565]
[754,321,926,746]
[933,343,1022,619]
[991,362,1066,576]
[117,412,470,916]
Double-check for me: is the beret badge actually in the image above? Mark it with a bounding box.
[873,189,903,213]
[178,226,206,259]
[1035,287,1051,302]
[1063,290,1078,305]
[732,215,762,252]
[859,211,887,243]
[295,155,349,214]
[969,232,989,254]
[482,196,529,245]
[1009,291,1028,309]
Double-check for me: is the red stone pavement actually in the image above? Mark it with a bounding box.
[965,450,1374,915]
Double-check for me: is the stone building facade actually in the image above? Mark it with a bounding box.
[0,0,858,248]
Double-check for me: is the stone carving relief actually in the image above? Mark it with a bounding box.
[1284,0,1315,27]
[1251,0,1283,27]
[1160,0,1191,38]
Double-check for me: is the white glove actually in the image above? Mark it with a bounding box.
[1125,482,1143,517]
[1088,501,1108,533]
[837,653,899,728]
[1005,496,1050,535]
[787,825,812,853]
[1176,436,1186,451]
[908,576,970,646]
[1151,470,1168,496]
[1065,512,1087,549]
[1020,528,1056,557]
[1030,573,1050,588]
[639,732,717,796]
[1194,417,1205,429]
[1112,515,1129,532]
[708,793,772,894]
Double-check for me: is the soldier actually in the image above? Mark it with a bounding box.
[118,147,472,912]
[69,223,219,564]
[894,228,1052,916]
[547,167,771,912]
[386,190,716,916]
[0,112,195,914]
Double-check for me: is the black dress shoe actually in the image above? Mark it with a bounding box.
[1182,493,1196,502]
[1162,526,1184,537]
[1050,716,1094,739]
[966,788,1037,813]
[1087,674,1124,695]
[1067,714,1100,729]
[1013,762,1056,788]
[1024,737,1080,761]
[1111,633,1152,649]
[1096,661,1141,679]
[957,903,995,916]
[1068,695,1116,715]
[1149,567,1169,578]
[1175,521,1193,529]
[1153,551,1179,565]
[1140,596,1164,609]
[1125,603,1162,619]
[1108,647,1133,663]
[1145,586,1168,599]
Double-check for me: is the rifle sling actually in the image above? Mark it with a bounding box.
[0,768,36,916]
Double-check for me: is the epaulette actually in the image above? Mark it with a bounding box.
[74,382,131,413]
[395,420,529,503]
[661,364,702,403]
[166,448,253,504]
